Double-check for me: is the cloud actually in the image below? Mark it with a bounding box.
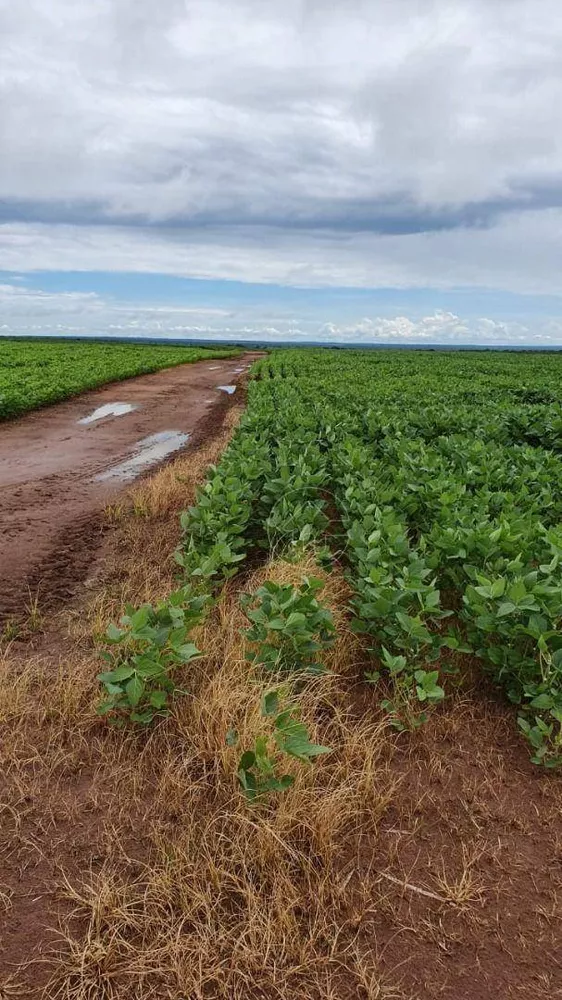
[1,0,562,336]
[0,282,102,317]
[1,282,561,344]
[319,312,540,344]
[2,0,562,233]
[1,208,562,297]
[0,281,232,333]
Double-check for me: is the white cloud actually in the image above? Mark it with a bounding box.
[0,282,102,316]
[2,0,562,227]
[1,0,562,336]
[321,312,469,341]
[1,282,561,344]
[1,210,562,297]
[320,312,544,344]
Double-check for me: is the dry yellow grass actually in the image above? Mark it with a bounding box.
[0,574,403,998]
[41,553,403,999]
[0,410,403,998]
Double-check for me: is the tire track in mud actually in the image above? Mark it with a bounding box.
[0,353,263,621]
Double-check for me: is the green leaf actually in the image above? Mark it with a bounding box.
[442,635,458,649]
[262,689,280,717]
[301,742,332,758]
[238,769,258,799]
[130,710,155,724]
[149,690,169,710]
[239,751,256,770]
[267,618,287,630]
[130,606,151,630]
[96,701,116,716]
[490,578,506,598]
[285,612,307,629]
[176,642,201,662]
[299,523,313,543]
[103,682,124,696]
[529,693,554,710]
[125,675,144,707]
[106,623,124,642]
[497,601,516,617]
[98,665,135,684]
[507,579,527,604]
[276,718,331,761]
[274,774,295,791]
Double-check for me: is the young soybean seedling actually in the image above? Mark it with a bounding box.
[241,577,335,676]
[97,588,207,725]
[365,647,444,731]
[234,688,331,802]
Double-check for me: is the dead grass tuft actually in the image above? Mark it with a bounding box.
[1,553,403,999]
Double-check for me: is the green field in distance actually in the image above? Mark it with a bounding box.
[0,338,241,421]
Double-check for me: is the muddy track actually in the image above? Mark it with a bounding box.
[0,353,263,621]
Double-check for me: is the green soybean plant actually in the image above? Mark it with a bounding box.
[241,577,335,675]
[365,646,445,731]
[232,688,331,801]
[97,587,208,724]
[518,707,562,768]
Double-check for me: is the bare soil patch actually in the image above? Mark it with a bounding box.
[0,353,262,623]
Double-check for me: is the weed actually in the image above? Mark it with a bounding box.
[1,619,20,644]
[366,647,445,731]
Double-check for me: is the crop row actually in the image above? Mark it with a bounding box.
[100,348,562,767]
[0,338,240,420]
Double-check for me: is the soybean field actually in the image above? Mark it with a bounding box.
[172,348,562,765]
[4,346,562,1000]
[0,337,240,420]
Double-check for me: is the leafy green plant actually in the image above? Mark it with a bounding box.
[241,577,335,675]
[258,443,329,550]
[168,346,562,765]
[366,647,445,730]
[0,339,241,422]
[518,709,562,768]
[176,431,272,585]
[233,688,331,801]
[97,588,207,724]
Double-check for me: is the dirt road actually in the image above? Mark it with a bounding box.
[0,353,262,621]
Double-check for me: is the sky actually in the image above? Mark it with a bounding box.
[1,0,562,346]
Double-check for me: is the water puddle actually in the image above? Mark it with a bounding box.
[78,402,137,425]
[95,430,190,482]
[217,385,236,394]
[208,366,222,370]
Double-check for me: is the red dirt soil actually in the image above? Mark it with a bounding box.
[0,353,262,621]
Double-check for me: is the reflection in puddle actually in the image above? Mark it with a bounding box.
[95,431,190,482]
[79,402,137,424]
[208,366,222,370]
[217,385,236,394]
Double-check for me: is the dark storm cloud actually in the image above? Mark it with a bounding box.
[4,183,562,235]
